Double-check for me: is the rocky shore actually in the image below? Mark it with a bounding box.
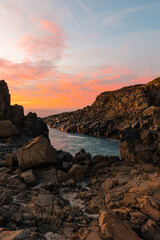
[0,79,160,239]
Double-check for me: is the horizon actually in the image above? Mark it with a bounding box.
[0,0,160,109]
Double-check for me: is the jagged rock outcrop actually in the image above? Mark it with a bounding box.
[0,79,49,138]
[46,77,160,138]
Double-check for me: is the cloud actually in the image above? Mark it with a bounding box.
[0,58,56,86]
[102,5,150,26]
[17,19,67,60]
[77,0,93,14]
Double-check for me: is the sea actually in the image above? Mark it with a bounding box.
[24,108,120,158]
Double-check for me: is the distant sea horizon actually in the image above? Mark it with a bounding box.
[24,108,77,118]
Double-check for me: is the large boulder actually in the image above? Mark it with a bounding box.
[0,120,19,137]
[17,135,58,170]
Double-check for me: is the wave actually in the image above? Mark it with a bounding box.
[67,135,86,139]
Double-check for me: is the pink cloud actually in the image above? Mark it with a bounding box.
[17,19,67,60]
[92,67,114,78]
[0,58,56,85]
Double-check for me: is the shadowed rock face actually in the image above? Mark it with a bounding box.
[46,78,160,139]
[0,80,10,120]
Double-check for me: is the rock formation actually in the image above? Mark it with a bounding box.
[46,77,160,138]
[0,79,48,138]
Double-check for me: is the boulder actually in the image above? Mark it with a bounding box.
[68,164,84,181]
[17,135,58,170]
[20,169,38,186]
[57,150,73,169]
[74,149,92,164]
[34,166,59,185]
[0,120,19,137]
[5,153,18,167]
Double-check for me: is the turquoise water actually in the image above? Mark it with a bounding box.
[49,128,120,158]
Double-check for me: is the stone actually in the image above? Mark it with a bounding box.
[57,150,73,169]
[0,120,19,137]
[74,149,92,164]
[32,192,55,207]
[68,164,84,181]
[17,135,58,171]
[5,153,18,167]
[85,226,102,240]
[102,178,117,192]
[34,166,58,185]
[20,169,38,186]
[0,229,46,239]
[99,209,142,240]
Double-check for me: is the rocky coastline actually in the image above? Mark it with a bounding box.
[0,79,160,239]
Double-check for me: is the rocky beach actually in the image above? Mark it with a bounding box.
[0,78,160,240]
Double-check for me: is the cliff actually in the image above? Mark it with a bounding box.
[46,77,160,138]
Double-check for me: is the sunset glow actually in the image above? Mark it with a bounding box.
[0,0,159,110]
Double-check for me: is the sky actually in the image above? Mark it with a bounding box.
[0,0,160,111]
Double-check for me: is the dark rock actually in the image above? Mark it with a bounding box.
[5,152,18,167]
[68,164,84,181]
[0,120,19,137]
[57,150,73,169]
[0,80,10,120]
[24,112,49,139]
[74,149,92,164]
[20,169,38,186]
[10,104,24,130]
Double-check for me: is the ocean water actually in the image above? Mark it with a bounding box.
[24,108,76,118]
[49,128,120,158]
[24,108,120,157]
